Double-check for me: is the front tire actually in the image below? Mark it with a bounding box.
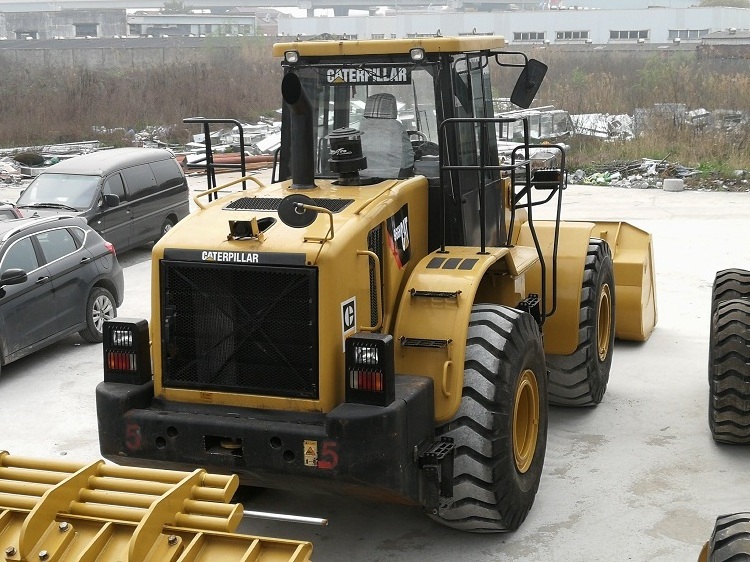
[431,304,548,532]
[706,513,750,560]
[711,268,750,317]
[547,239,615,407]
[709,299,750,443]
[79,287,116,343]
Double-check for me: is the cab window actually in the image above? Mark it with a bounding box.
[1,237,39,273]
[122,164,157,197]
[103,173,126,200]
[150,159,183,190]
[37,228,78,263]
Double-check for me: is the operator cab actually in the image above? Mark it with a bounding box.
[274,37,551,253]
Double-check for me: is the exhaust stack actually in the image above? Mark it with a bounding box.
[281,73,316,189]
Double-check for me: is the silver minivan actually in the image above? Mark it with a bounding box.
[16,148,189,252]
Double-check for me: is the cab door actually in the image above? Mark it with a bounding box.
[0,236,56,359]
[121,163,158,248]
[35,226,92,333]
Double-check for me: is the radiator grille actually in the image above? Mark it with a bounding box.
[160,260,318,398]
[224,197,353,212]
[367,225,383,329]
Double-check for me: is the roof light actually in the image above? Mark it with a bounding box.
[410,47,425,62]
[284,50,299,64]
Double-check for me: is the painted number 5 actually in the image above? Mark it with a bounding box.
[317,441,339,470]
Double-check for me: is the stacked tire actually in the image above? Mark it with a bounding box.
[709,269,750,444]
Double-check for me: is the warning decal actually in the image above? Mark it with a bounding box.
[341,297,357,352]
[304,439,318,467]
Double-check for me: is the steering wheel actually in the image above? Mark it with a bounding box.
[408,130,439,159]
[407,130,428,143]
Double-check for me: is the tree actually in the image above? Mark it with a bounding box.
[699,0,750,7]
[163,1,192,14]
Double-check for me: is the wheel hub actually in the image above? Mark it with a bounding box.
[513,369,540,474]
[597,284,612,362]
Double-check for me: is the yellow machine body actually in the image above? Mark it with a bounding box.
[151,175,430,415]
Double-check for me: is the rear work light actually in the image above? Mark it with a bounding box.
[103,318,152,385]
[345,333,395,407]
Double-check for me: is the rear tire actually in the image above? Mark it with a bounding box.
[709,299,750,443]
[79,287,116,343]
[430,304,548,532]
[547,239,615,407]
[709,269,750,385]
[711,268,750,317]
[707,513,750,561]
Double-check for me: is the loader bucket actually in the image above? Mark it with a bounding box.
[590,221,658,341]
[0,451,313,562]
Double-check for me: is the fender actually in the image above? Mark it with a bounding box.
[517,221,593,356]
[517,220,657,356]
[393,245,540,423]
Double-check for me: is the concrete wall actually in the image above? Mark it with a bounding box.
[1,9,125,39]
[0,36,247,67]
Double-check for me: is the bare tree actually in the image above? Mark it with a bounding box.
[163,1,192,14]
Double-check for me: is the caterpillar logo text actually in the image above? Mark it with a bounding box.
[202,251,260,263]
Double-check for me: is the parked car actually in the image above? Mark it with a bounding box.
[0,215,124,377]
[15,148,189,253]
[0,203,22,221]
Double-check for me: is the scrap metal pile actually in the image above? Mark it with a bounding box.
[572,158,749,191]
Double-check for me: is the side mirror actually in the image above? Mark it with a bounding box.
[0,268,28,287]
[510,59,548,109]
[102,193,120,208]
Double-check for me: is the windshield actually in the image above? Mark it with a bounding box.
[17,173,100,210]
[291,63,439,179]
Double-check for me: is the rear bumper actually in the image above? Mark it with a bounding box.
[97,375,436,505]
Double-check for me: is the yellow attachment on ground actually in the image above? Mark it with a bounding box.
[0,451,313,562]
[517,220,657,355]
[590,221,658,341]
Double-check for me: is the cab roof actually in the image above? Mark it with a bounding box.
[272,35,507,58]
[41,148,174,177]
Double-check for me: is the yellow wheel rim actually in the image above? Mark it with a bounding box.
[597,284,612,362]
[513,369,540,474]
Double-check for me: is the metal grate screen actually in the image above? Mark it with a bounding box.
[224,197,353,213]
[160,260,319,398]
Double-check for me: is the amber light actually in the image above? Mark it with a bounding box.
[351,370,384,392]
[106,350,137,371]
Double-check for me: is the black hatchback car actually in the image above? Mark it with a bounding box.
[0,215,124,376]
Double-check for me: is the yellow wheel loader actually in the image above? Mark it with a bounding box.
[96,36,657,533]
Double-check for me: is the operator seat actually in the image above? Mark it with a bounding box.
[359,93,414,179]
